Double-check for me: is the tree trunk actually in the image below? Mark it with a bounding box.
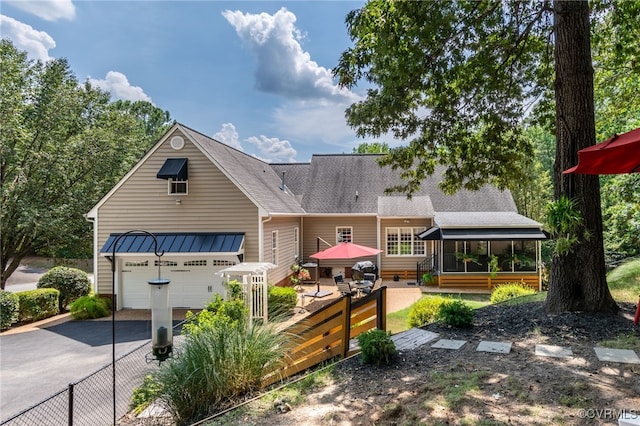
[547,0,617,313]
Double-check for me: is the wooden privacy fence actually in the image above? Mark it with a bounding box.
[262,286,387,387]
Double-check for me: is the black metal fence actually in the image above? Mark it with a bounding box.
[1,334,185,426]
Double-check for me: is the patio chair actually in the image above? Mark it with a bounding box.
[336,281,357,297]
[333,274,344,285]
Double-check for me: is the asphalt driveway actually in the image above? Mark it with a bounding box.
[0,317,160,421]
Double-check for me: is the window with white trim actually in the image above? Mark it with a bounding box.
[272,231,278,265]
[169,178,188,194]
[294,227,300,259]
[386,227,426,256]
[336,227,352,243]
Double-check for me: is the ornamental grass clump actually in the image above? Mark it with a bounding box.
[152,299,288,425]
[357,329,398,366]
[490,282,537,304]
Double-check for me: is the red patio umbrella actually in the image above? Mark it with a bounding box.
[310,242,382,260]
[563,127,640,175]
[307,242,382,295]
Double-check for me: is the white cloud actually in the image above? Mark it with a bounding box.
[271,99,361,151]
[0,15,55,61]
[222,7,356,103]
[88,71,152,103]
[4,0,75,21]
[213,123,243,151]
[246,135,297,163]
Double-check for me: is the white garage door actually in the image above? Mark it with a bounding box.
[121,258,231,309]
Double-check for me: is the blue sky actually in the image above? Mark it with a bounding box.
[1,0,371,162]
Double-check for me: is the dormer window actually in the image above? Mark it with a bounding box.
[169,178,188,194]
[157,158,188,195]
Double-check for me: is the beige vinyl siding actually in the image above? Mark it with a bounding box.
[262,216,301,285]
[379,219,433,271]
[95,130,259,294]
[302,216,378,277]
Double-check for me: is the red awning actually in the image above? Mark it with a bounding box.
[563,127,640,175]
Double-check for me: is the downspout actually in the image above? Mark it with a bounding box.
[84,214,98,294]
[376,216,381,274]
[260,214,272,262]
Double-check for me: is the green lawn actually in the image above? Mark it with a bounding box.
[387,292,491,334]
[387,258,640,334]
[607,257,640,303]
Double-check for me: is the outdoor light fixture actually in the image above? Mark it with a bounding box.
[148,277,172,362]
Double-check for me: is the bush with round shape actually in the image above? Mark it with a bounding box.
[268,286,297,318]
[357,328,398,366]
[0,290,19,330]
[69,295,111,320]
[438,299,474,328]
[408,296,447,328]
[17,289,59,322]
[37,266,90,311]
[490,282,537,304]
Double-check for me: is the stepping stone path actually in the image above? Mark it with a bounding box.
[476,341,512,354]
[594,347,640,364]
[431,339,467,350]
[535,344,573,358]
[386,329,640,365]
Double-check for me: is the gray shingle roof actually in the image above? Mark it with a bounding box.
[377,196,435,217]
[180,125,305,215]
[176,126,521,218]
[269,163,310,197]
[282,154,517,215]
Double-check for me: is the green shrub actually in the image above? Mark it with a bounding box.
[17,289,60,322]
[69,295,111,320]
[130,374,162,415]
[268,286,297,318]
[408,296,447,327]
[438,299,474,328]
[154,319,287,425]
[357,329,398,366]
[225,279,244,301]
[490,282,537,304]
[37,266,90,311]
[183,295,249,335]
[0,290,19,330]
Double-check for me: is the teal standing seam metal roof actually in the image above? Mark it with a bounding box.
[100,232,244,254]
